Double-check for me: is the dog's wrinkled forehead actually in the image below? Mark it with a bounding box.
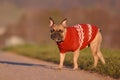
[51,24,65,31]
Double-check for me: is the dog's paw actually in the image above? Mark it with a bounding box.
[58,66,63,70]
[73,67,78,70]
[54,66,63,70]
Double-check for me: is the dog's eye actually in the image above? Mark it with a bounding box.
[50,29,55,32]
[58,30,63,33]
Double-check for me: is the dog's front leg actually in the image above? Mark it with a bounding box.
[58,53,66,69]
[73,50,80,70]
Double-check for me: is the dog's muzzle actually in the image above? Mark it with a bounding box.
[51,32,63,42]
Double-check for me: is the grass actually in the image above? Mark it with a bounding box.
[2,44,120,79]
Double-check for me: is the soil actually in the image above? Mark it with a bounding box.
[0,51,117,80]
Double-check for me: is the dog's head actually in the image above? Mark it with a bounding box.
[49,17,67,43]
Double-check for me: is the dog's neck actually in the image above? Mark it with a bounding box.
[62,28,67,42]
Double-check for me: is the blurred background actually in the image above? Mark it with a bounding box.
[0,0,120,49]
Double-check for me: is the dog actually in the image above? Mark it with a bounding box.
[49,17,105,70]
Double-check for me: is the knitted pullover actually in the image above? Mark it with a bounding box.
[57,24,98,53]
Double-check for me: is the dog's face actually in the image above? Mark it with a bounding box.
[49,17,67,42]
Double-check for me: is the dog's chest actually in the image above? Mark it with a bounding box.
[57,24,98,53]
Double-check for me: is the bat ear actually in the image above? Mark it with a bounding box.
[49,17,55,27]
[61,18,67,26]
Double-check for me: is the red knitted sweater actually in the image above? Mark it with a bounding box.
[57,24,98,53]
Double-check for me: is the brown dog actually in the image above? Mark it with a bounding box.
[49,17,105,70]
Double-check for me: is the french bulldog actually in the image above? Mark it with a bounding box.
[49,17,105,70]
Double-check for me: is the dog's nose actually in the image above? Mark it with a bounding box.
[51,32,59,39]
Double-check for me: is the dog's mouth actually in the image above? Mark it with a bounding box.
[54,39,63,43]
[51,36,63,43]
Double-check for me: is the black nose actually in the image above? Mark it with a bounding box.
[51,32,59,39]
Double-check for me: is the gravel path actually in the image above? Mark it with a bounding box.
[0,51,116,80]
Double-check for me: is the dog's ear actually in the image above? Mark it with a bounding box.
[61,18,67,27]
[49,17,55,27]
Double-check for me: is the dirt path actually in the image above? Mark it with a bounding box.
[0,51,116,80]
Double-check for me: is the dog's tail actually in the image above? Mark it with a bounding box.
[98,28,102,32]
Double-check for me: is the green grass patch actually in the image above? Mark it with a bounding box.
[2,44,120,79]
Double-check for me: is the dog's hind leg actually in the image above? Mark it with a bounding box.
[90,43,99,67]
[90,31,105,67]
[96,31,105,65]
[97,49,105,65]
[96,33,105,65]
